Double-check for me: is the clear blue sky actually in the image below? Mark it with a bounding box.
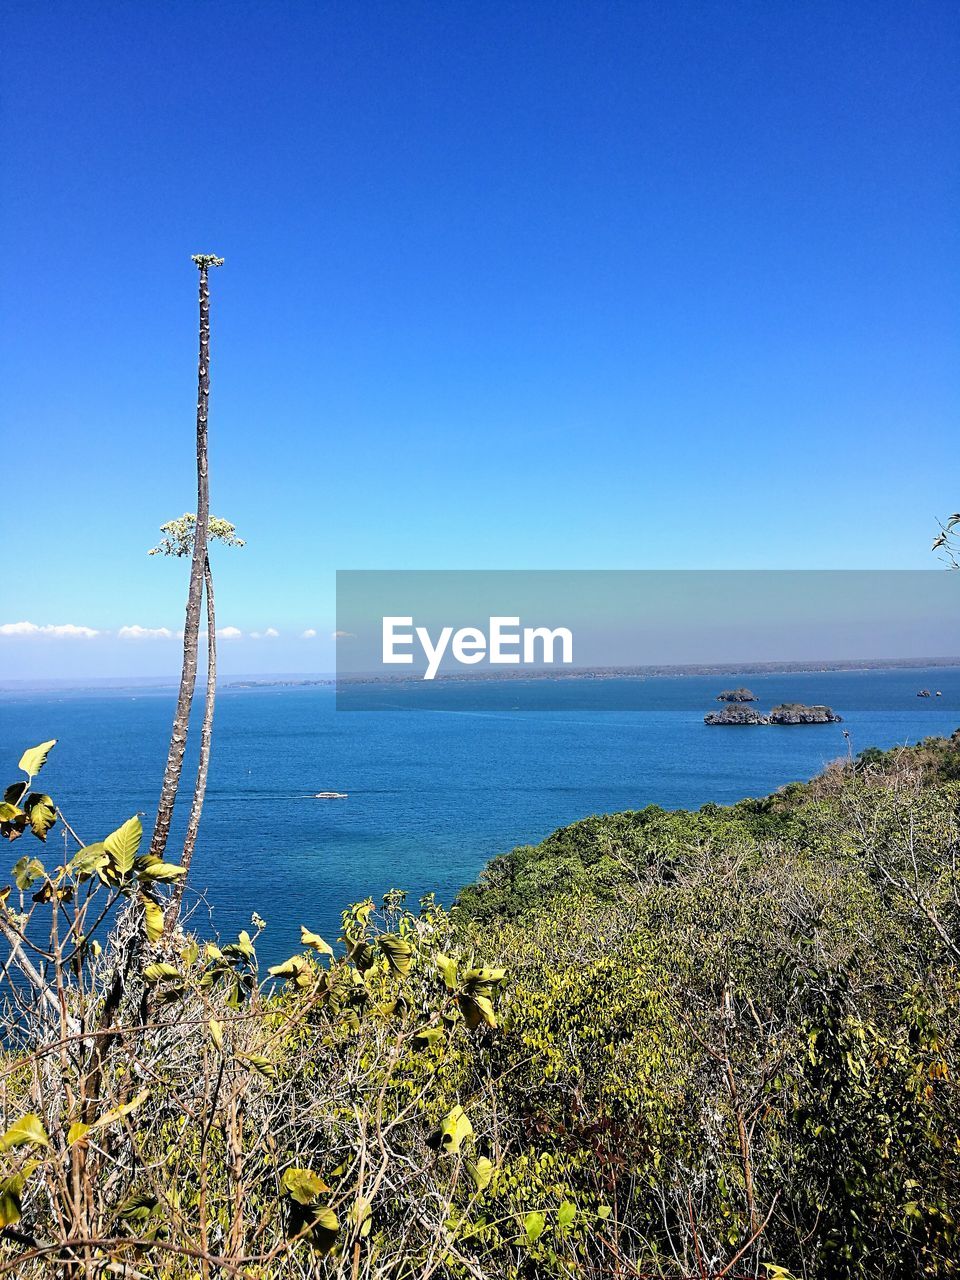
[1,1,957,677]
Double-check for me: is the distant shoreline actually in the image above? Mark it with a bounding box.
[3,656,958,696]
[227,656,960,690]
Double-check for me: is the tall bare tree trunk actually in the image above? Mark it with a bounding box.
[165,554,216,932]
[149,256,221,863]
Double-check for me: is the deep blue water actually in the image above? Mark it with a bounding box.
[1,668,958,966]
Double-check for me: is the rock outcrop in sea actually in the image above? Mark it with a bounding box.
[705,702,842,725]
[715,687,758,702]
[704,706,768,725]
[767,703,842,725]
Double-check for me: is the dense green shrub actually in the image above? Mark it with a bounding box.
[2,733,959,1276]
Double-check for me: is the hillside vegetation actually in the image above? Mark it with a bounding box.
[1,734,959,1277]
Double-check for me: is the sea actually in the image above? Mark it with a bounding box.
[2,666,958,967]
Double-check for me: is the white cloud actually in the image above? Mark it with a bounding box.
[301,628,317,639]
[0,620,99,639]
[264,627,279,638]
[332,630,355,640]
[118,625,174,641]
[217,626,243,641]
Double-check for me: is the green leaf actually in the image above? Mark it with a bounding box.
[3,783,26,807]
[88,1091,149,1133]
[104,815,142,879]
[347,939,376,972]
[300,925,334,956]
[414,1025,445,1047]
[557,1200,576,1228]
[434,952,459,990]
[19,740,57,778]
[239,1052,276,1079]
[299,1204,339,1252]
[0,1194,20,1227]
[0,1114,50,1151]
[462,967,506,998]
[466,1156,494,1191]
[138,861,185,882]
[0,802,24,823]
[459,993,497,1030]
[25,794,56,842]
[349,1197,372,1237]
[116,1190,160,1225]
[67,1122,91,1145]
[143,962,180,983]
[524,1211,546,1244]
[234,929,256,959]
[70,842,108,878]
[437,1104,472,1154]
[0,1174,28,1227]
[208,1019,224,1050]
[12,856,45,890]
[282,1166,329,1205]
[378,934,413,977]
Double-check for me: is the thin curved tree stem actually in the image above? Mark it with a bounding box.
[149,261,216,864]
[166,553,216,934]
[166,555,217,936]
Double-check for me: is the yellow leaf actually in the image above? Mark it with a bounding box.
[104,815,142,878]
[435,952,459,990]
[300,925,334,956]
[89,1091,150,1134]
[139,861,185,882]
[18,741,57,778]
[143,898,164,943]
[466,1156,494,1191]
[0,1114,49,1151]
[437,1104,472,1154]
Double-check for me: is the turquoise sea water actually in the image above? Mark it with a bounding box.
[2,667,958,966]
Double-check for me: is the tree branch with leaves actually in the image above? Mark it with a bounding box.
[932,512,960,569]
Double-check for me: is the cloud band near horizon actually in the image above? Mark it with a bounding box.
[0,621,314,641]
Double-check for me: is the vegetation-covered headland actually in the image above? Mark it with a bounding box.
[1,733,959,1278]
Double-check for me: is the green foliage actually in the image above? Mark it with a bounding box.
[2,734,960,1277]
[191,253,225,269]
[0,1115,49,1152]
[148,513,245,558]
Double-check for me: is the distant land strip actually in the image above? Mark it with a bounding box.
[226,655,960,689]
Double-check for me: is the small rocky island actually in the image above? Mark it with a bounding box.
[768,703,842,724]
[705,702,842,726]
[705,705,767,725]
[716,687,758,702]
